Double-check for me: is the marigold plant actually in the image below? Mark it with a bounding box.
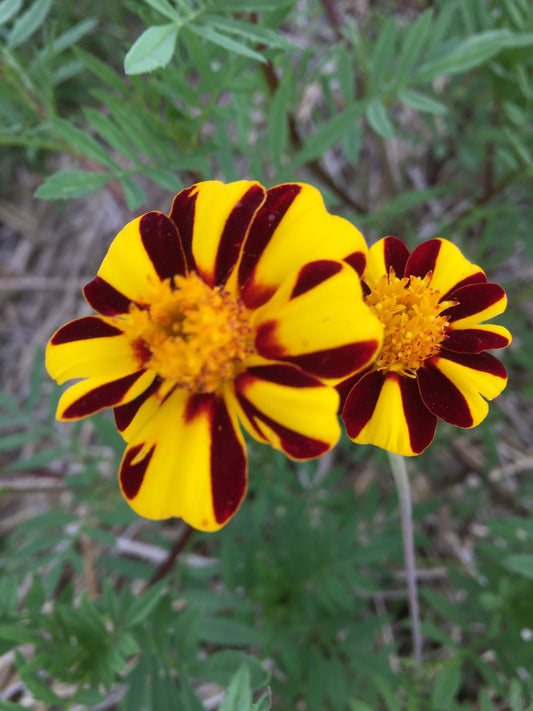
[340,236,511,456]
[46,180,383,530]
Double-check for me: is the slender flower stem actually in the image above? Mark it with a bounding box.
[388,452,423,668]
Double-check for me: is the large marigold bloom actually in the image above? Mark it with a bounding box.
[46,181,383,530]
[340,236,511,456]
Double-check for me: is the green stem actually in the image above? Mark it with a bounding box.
[388,452,422,668]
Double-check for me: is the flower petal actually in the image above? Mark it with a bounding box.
[114,378,162,442]
[56,370,155,421]
[253,260,383,382]
[444,324,512,353]
[418,352,507,428]
[169,180,265,287]
[239,183,368,309]
[442,283,508,328]
[406,238,485,297]
[118,389,247,530]
[231,364,340,459]
[87,212,186,310]
[364,236,410,283]
[342,371,436,455]
[46,316,140,384]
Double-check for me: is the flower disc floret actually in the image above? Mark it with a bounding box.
[117,274,254,394]
[365,270,456,377]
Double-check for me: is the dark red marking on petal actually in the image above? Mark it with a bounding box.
[344,251,366,277]
[120,443,155,499]
[184,392,213,423]
[417,361,473,427]
[443,328,510,354]
[290,260,342,300]
[342,370,385,439]
[139,211,186,281]
[436,350,507,379]
[400,377,437,454]
[335,369,369,412]
[443,271,486,300]
[169,185,198,272]
[255,319,378,380]
[282,342,380,380]
[84,276,132,315]
[114,377,161,433]
[383,236,410,277]
[239,363,323,390]
[210,396,247,524]
[62,371,146,420]
[441,283,506,323]
[405,239,441,279]
[239,184,302,308]
[214,184,265,287]
[235,390,330,459]
[51,317,122,345]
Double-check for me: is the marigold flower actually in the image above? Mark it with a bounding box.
[340,236,511,456]
[46,181,383,530]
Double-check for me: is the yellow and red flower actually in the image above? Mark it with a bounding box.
[340,236,511,456]
[46,181,383,530]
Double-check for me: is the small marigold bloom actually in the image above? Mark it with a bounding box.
[340,236,511,456]
[46,181,383,530]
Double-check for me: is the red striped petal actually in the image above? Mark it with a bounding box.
[51,317,122,345]
[169,185,198,272]
[120,443,156,500]
[61,371,149,420]
[443,328,511,354]
[342,370,384,439]
[139,211,187,281]
[290,260,343,299]
[383,235,410,276]
[405,238,441,279]
[442,283,506,322]
[83,276,132,315]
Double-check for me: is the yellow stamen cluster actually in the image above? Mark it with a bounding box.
[116,273,254,393]
[365,269,455,377]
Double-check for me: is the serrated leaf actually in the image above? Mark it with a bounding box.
[503,553,533,579]
[35,170,113,200]
[7,0,51,48]
[0,0,22,25]
[398,89,447,115]
[219,665,252,711]
[124,23,179,75]
[365,99,394,138]
[430,662,461,709]
[188,22,266,63]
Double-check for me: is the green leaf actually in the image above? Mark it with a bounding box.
[267,66,292,168]
[394,8,433,84]
[0,701,34,711]
[0,0,22,25]
[35,170,113,200]
[365,99,394,138]
[370,17,396,90]
[120,176,146,210]
[198,618,263,646]
[252,692,271,711]
[143,167,181,191]
[15,655,63,705]
[126,581,166,626]
[217,0,293,8]
[180,674,205,711]
[124,23,179,75]
[430,662,462,709]
[219,665,252,711]
[188,22,266,63]
[398,89,447,115]
[144,0,181,22]
[51,116,118,168]
[208,15,293,50]
[503,553,533,579]
[75,48,127,93]
[414,30,515,82]
[7,0,51,48]
[191,651,268,689]
[83,108,139,163]
[0,624,42,644]
[292,101,366,166]
[41,17,98,57]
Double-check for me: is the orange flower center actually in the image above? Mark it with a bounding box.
[365,269,455,378]
[115,273,254,393]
